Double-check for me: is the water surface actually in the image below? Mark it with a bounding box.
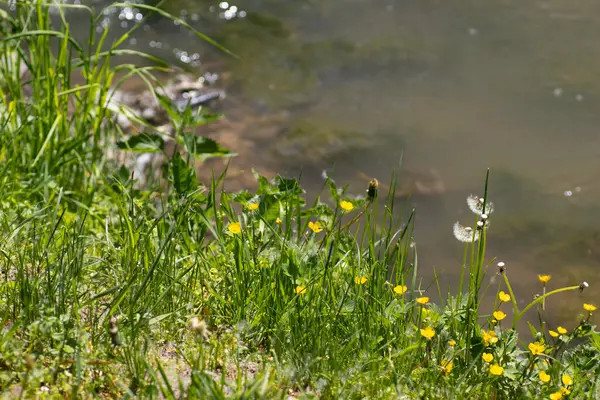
[71,0,600,323]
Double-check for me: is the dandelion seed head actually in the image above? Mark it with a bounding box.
[453,222,480,242]
[467,194,494,215]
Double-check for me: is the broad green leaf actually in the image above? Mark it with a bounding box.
[185,136,236,161]
[116,133,164,153]
[171,152,197,195]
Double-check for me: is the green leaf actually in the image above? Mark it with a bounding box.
[117,133,164,153]
[184,136,236,161]
[191,112,222,127]
[153,89,180,125]
[232,190,254,204]
[275,176,304,196]
[62,344,75,354]
[171,153,198,195]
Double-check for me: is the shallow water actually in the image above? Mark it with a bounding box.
[65,0,600,323]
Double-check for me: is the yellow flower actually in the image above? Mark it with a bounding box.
[228,222,241,234]
[539,370,551,383]
[557,326,567,335]
[416,297,430,305]
[549,391,563,400]
[393,285,408,295]
[354,275,368,285]
[561,374,573,386]
[528,341,545,356]
[549,330,559,338]
[560,388,571,395]
[498,291,511,302]
[489,364,503,376]
[308,221,323,233]
[493,310,506,321]
[275,217,282,224]
[482,353,493,363]
[340,200,354,212]
[246,203,259,211]
[295,285,307,295]
[482,330,498,346]
[420,327,435,339]
[448,339,457,347]
[538,274,551,284]
[584,303,597,312]
[440,359,453,375]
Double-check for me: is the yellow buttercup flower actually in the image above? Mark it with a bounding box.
[489,364,503,376]
[498,291,511,302]
[416,297,430,305]
[493,310,506,321]
[340,200,354,212]
[557,326,567,335]
[482,353,493,363]
[482,330,498,346]
[584,303,597,312]
[308,221,323,233]
[295,285,307,295]
[228,222,241,234]
[539,370,551,383]
[246,203,259,211]
[420,327,435,339]
[393,285,408,295]
[354,275,368,285]
[561,374,573,386]
[549,391,563,400]
[275,217,282,224]
[528,341,545,356]
[560,388,571,395]
[549,330,559,338]
[448,339,456,347]
[538,274,551,284]
[440,359,453,375]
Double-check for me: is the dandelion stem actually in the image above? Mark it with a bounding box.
[513,285,580,329]
[502,273,520,327]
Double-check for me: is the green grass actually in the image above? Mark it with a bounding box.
[1,1,600,399]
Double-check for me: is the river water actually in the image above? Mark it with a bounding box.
[64,0,600,323]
